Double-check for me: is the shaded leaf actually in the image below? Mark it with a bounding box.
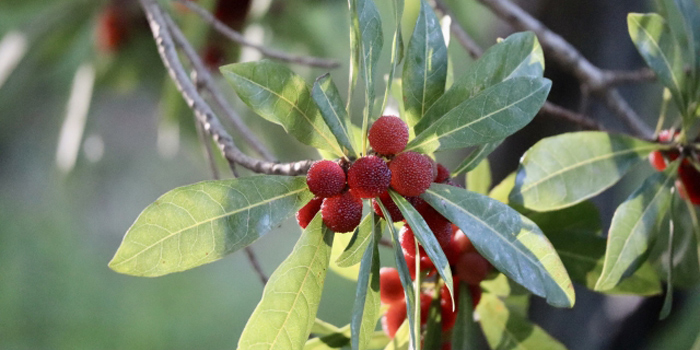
[337,214,382,268]
[510,131,663,212]
[466,158,492,195]
[238,215,334,350]
[380,0,405,113]
[351,213,382,350]
[109,176,312,277]
[480,274,531,317]
[452,283,479,350]
[422,291,443,350]
[452,141,502,177]
[407,77,551,154]
[421,184,575,308]
[221,60,344,157]
[489,172,517,204]
[312,74,356,157]
[305,325,350,349]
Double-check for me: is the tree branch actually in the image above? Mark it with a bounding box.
[244,246,269,285]
[175,0,340,69]
[138,0,312,175]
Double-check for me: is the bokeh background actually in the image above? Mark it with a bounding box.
[1,0,699,349]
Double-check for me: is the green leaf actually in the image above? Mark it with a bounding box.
[337,214,382,268]
[311,319,343,336]
[238,215,334,350]
[406,77,551,154]
[628,13,687,111]
[389,190,455,303]
[452,141,502,177]
[402,0,448,127]
[312,74,356,157]
[452,283,479,350]
[305,325,350,349]
[466,158,492,195]
[659,194,676,320]
[415,31,545,135]
[351,213,381,350]
[380,0,405,114]
[510,131,663,212]
[330,229,362,281]
[489,172,517,204]
[221,60,344,157]
[529,202,662,295]
[109,176,313,277]
[480,274,531,317]
[657,0,700,78]
[477,294,567,350]
[383,322,410,350]
[421,184,575,308]
[595,166,677,292]
[422,292,443,350]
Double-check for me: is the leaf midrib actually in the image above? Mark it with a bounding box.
[317,83,353,151]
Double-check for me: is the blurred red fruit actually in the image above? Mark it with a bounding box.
[382,301,406,338]
[380,268,404,304]
[455,252,492,285]
[295,197,323,229]
[96,5,127,53]
[678,161,700,205]
[435,163,450,183]
[372,191,404,222]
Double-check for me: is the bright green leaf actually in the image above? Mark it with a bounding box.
[595,166,677,292]
[422,292,443,350]
[466,158,492,195]
[452,141,502,177]
[109,176,313,277]
[510,131,663,212]
[238,215,334,350]
[380,0,405,114]
[421,184,575,308]
[312,74,356,157]
[221,60,344,157]
[407,77,551,154]
[351,213,381,350]
[480,274,531,317]
[489,172,517,204]
[402,0,448,127]
[337,214,382,268]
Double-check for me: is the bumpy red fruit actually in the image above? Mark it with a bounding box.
[372,191,404,221]
[368,116,409,155]
[678,161,700,205]
[380,267,404,304]
[390,152,434,196]
[321,192,363,233]
[296,197,323,229]
[455,252,492,285]
[347,156,391,198]
[435,163,450,183]
[400,225,436,272]
[307,160,346,198]
[382,301,406,338]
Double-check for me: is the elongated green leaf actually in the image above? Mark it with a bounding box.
[480,274,531,317]
[660,194,676,320]
[422,292,443,350]
[452,283,478,350]
[596,166,678,291]
[389,190,454,302]
[238,215,334,350]
[453,141,502,177]
[628,13,687,110]
[658,0,699,76]
[415,31,545,135]
[221,60,344,157]
[380,0,405,114]
[337,214,382,268]
[466,158,492,195]
[477,294,567,350]
[351,213,381,350]
[383,322,410,350]
[312,74,356,157]
[529,202,662,295]
[407,77,551,154]
[402,0,448,127]
[305,325,350,349]
[109,176,312,277]
[510,131,663,212]
[311,319,343,336]
[421,184,575,308]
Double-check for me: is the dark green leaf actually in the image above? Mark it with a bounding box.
[657,0,699,77]
[312,74,357,157]
[109,176,313,277]
[337,214,382,268]
[422,291,443,350]
[452,283,479,350]
[389,190,455,302]
[529,202,662,295]
[421,184,575,308]
[659,194,676,320]
[351,213,381,350]
[402,0,448,127]
[221,60,344,157]
[415,31,545,135]
[238,215,334,350]
[477,294,567,350]
[510,131,663,212]
[380,0,405,113]
[452,141,502,177]
[466,158,492,195]
[407,77,551,154]
[595,166,677,292]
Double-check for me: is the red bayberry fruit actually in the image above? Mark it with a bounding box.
[455,252,492,285]
[423,215,453,251]
[321,192,363,233]
[435,163,450,183]
[96,5,127,53]
[469,284,482,307]
[419,293,433,325]
[678,161,700,205]
[390,152,434,196]
[442,343,453,350]
[368,116,409,155]
[649,130,681,171]
[649,151,668,171]
[296,197,323,229]
[347,156,391,198]
[400,225,436,272]
[380,267,404,304]
[372,191,404,222]
[445,226,476,265]
[307,160,346,198]
[382,301,406,338]
[404,252,417,280]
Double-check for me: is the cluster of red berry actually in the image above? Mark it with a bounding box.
[648,130,700,205]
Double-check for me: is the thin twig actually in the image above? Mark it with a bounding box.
[601,68,656,86]
[175,0,340,69]
[540,101,606,130]
[165,15,276,162]
[475,0,655,140]
[433,0,482,59]
[138,0,312,176]
[244,246,269,285]
[194,119,221,179]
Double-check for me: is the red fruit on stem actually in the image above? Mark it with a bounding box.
[390,152,434,196]
[380,267,404,304]
[382,301,407,338]
[435,163,450,183]
[347,156,392,198]
[445,228,475,265]
[372,191,404,222]
[678,161,700,205]
[455,252,492,285]
[649,151,668,171]
[368,116,409,155]
[295,197,323,229]
[321,192,363,233]
[307,160,346,198]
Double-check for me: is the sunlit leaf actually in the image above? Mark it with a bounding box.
[351,213,381,350]
[238,215,334,350]
[312,74,356,157]
[109,176,313,277]
[452,283,479,350]
[466,158,492,195]
[337,214,382,268]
